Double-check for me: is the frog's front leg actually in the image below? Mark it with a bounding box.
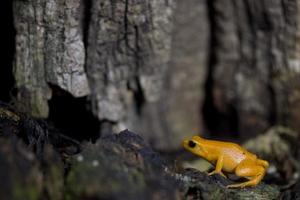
[208,155,226,178]
[226,159,266,188]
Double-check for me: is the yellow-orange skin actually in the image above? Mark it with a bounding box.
[183,136,269,188]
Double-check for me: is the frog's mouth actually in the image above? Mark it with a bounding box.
[182,139,189,150]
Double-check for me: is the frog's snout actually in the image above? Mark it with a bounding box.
[182,139,189,149]
[182,140,186,146]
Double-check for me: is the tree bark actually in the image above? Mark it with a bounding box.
[12,0,300,149]
[13,0,90,117]
[207,0,300,140]
[85,0,174,149]
[13,0,177,149]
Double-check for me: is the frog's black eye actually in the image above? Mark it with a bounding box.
[188,140,196,148]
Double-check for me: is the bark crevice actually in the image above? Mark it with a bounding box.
[203,0,239,138]
[82,0,92,50]
[0,1,15,103]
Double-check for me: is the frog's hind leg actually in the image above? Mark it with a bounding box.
[226,159,266,188]
[256,159,269,169]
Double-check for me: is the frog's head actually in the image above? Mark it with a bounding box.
[183,135,208,158]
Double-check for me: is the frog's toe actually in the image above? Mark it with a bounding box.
[226,178,261,188]
[208,171,227,178]
[208,170,217,176]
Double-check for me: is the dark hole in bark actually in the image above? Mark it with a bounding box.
[202,92,239,140]
[0,1,15,102]
[48,84,100,142]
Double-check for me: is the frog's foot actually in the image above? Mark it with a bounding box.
[226,177,259,188]
[208,170,226,178]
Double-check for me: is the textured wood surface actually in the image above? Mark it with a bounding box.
[14,0,89,117]
[207,0,300,140]
[13,0,300,149]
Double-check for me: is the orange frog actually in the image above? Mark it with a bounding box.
[183,135,269,188]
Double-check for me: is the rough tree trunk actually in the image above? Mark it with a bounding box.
[206,0,300,140]
[13,0,90,117]
[85,0,175,149]
[13,0,176,150]
[13,0,300,150]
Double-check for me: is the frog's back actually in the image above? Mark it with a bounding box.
[204,139,257,160]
